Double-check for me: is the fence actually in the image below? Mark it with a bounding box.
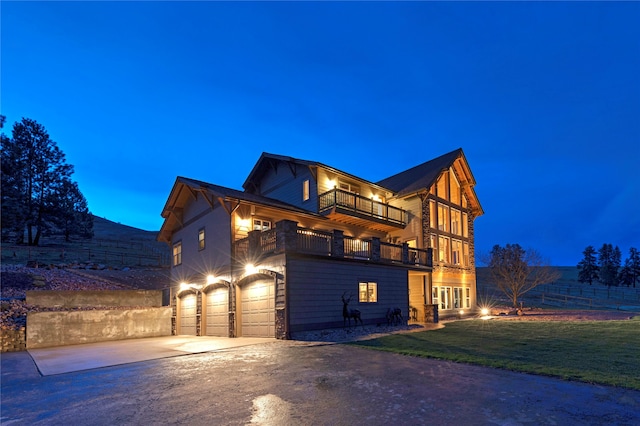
[1,245,170,267]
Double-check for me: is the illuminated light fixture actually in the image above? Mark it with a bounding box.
[206,275,215,284]
[245,264,258,274]
[372,194,380,201]
[459,310,465,316]
[481,308,490,316]
[179,282,190,292]
[327,179,336,189]
[238,218,250,231]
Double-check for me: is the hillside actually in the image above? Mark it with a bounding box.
[1,215,170,269]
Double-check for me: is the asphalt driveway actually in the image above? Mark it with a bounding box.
[2,338,639,425]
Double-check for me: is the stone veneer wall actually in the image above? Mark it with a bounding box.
[1,328,27,352]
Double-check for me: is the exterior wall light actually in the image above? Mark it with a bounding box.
[206,275,216,284]
[245,264,258,274]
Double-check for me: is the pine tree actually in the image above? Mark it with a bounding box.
[619,248,640,288]
[577,245,599,285]
[1,117,93,245]
[598,243,621,287]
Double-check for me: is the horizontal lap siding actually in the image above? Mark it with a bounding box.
[259,163,316,211]
[286,257,408,331]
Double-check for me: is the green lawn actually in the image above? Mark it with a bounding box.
[350,317,640,390]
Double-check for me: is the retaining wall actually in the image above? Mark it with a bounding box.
[27,307,172,349]
[26,290,162,308]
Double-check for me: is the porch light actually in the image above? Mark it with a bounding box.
[245,263,258,274]
[179,282,189,292]
[238,218,250,231]
[459,309,465,316]
[206,275,216,284]
[481,308,490,316]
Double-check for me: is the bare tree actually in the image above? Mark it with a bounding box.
[486,244,560,308]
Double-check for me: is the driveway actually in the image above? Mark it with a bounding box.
[2,338,639,425]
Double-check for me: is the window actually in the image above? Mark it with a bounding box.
[450,171,460,205]
[198,228,205,251]
[429,200,436,229]
[465,288,471,308]
[432,286,439,306]
[463,242,469,267]
[453,287,463,309]
[440,287,451,310]
[438,236,450,263]
[172,241,182,266]
[253,219,271,231]
[303,179,310,201]
[359,282,377,303]
[462,212,468,238]
[436,172,448,200]
[339,182,359,194]
[452,239,462,265]
[437,204,449,232]
[451,209,461,235]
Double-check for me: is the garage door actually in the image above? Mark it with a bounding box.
[205,287,228,337]
[179,293,197,335]
[241,279,275,337]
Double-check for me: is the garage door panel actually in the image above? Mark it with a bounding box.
[205,287,228,337]
[180,294,197,335]
[241,279,275,338]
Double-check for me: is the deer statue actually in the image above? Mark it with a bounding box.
[342,292,363,327]
[386,307,403,326]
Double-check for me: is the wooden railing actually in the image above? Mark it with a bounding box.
[344,236,371,259]
[296,228,332,256]
[380,242,402,262]
[318,188,407,227]
[233,222,432,268]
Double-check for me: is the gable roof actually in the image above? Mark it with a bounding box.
[376,148,483,216]
[158,176,325,243]
[242,152,391,194]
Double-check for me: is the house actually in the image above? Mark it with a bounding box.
[157,148,483,339]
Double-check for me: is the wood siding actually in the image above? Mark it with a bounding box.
[171,195,231,283]
[256,162,317,212]
[286,257,409,332]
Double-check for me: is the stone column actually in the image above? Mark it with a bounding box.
[424,303,439,323]
[371,237,381,262]
[332,229,344,257]
[275,219,298,254]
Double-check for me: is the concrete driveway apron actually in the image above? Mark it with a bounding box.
[27,336,274,375]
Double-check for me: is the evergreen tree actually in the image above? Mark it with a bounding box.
[619,248,640,288]
[577,245,599,285]
[598,243,621,287]
[1,117,93,245]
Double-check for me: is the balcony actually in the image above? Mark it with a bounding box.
[318,188,407,231]
[234,220,432,269]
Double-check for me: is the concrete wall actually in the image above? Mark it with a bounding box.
[27,307,172,349]
[26,290,163,308]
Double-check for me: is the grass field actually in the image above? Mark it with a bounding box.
[351,317,640,390]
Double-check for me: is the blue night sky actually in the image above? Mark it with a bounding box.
[2,2,639,266]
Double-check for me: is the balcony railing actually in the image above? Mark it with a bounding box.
[233,220,432,268]
[318,188,407,228]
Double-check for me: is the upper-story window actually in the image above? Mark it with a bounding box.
[438,204,450,232]
[450,171,460,205]
[303,179,310,201]
[172,241,182,266]
[339,182,360,194]
[198,228,205,251]
[436,172,448,200]
[253,219,271,231]
[451,209,462,236]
